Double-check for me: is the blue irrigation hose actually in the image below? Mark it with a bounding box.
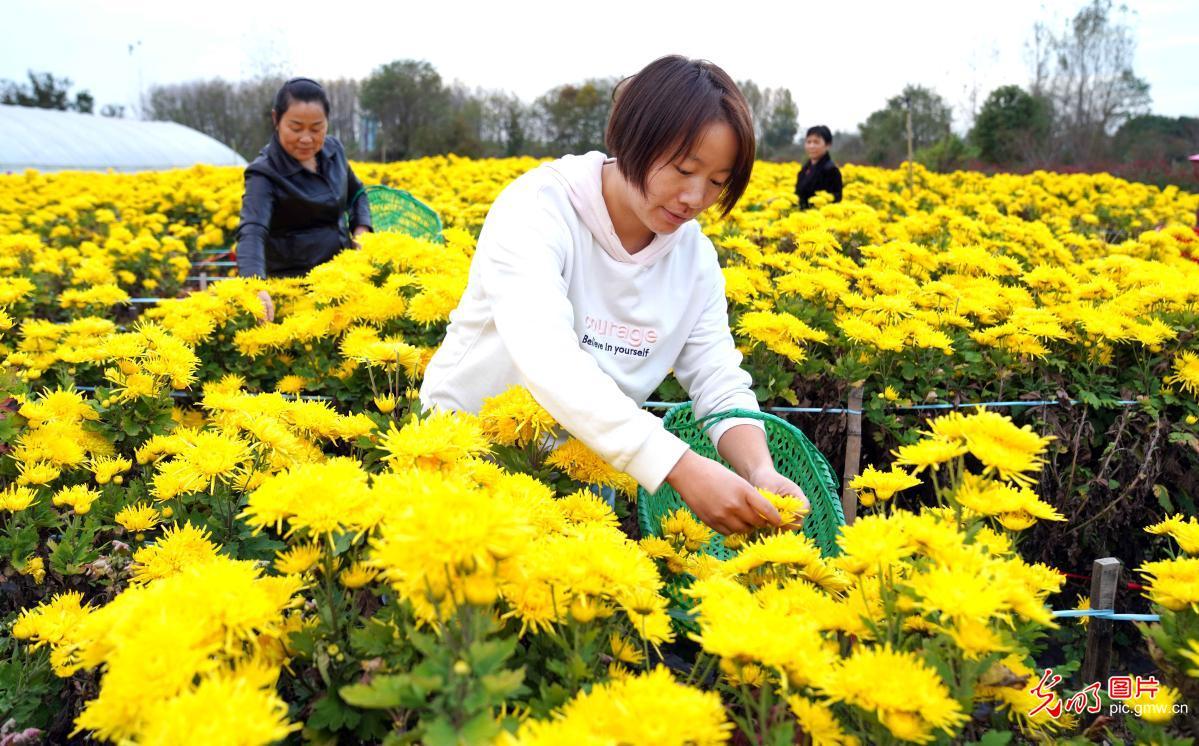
[1051,608,1161,622]
[643,399,1138,415]
[642,401,863,414]
[74,385,190,400]
[893,399,1139,411]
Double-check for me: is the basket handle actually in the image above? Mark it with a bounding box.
[689,407,776,436]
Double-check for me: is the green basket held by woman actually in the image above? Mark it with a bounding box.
[637,404,846,628]
[360,185,444,242]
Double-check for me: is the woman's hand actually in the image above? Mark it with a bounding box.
[257,290,275,323]
[746,466,809,529]
[666,451,782,535]
[352,226,370,249]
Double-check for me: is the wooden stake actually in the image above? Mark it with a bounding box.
[1081,557,1122,685]
[840,383,865,525]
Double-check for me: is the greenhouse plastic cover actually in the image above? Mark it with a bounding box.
[0,104,246,172]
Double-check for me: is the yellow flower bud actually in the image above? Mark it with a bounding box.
[570,595,598,623]
[463,573,498,607]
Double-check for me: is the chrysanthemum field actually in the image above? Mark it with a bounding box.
[2,159,1198,744]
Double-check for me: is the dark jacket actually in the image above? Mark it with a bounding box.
[235,134,372,278]
[794,153,843,209]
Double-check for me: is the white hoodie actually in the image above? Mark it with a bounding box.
[420,151,762,492]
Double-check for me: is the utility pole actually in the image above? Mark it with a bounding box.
[904,93,915,193]
[128,40,143,118]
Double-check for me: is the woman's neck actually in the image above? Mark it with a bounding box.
[600,162,653,253]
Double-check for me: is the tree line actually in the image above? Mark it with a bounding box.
[3,0,1194,185]
[136,65,804,165]
[833,0,1197,187]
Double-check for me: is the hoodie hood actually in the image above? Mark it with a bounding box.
[543,151,687,266]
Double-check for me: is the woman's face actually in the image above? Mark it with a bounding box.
[804,134,829,162]
[631,120,738,235]
[274,99,327,163]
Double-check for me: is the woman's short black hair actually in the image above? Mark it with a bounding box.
[805,125,833,145]
[273,77,330,118]
[605,55,755,218]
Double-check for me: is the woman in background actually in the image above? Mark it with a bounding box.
[794,124,842,209]
[235,77,372,321]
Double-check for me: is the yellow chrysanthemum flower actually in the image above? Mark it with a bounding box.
[817,645,968,743]
[1165,350,1199,397]
[850,464,922,506]
[274,374,307,395]
[114,502,161,533]
[90,455,132,485]
[1138,556,1199,610]
[378,411,490,472]
[546,438,637,498]
[891,436,968,473]
[130,523,220,583]
[339,561,379,589]
[786,696,856,746]
[479,385,558,448]
[954,410,1053,486]
[1146,513,1199,554]
[1,484,40,512]
[52,484,101,515]
[510,667,731,746]
[274,543,323,575]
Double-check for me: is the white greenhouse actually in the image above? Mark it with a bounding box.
[0,104,246,172]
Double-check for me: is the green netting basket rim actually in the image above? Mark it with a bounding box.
[692,406,797,437]
[647,401,847,532]
[639,401,847,633]
[355,185,445,237]
[642,402,848,633]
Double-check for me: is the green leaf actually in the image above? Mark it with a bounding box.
[306,694,360,731]
[339,674,426,710]
[966,732,1013,746]
[233,532,284,562]
[467,638,517,676]
[407,628,442,658]
[1077,389,1101,408]
[350,618,401,659]
[459,711,502,743]
[479,667,527,699]
[1176,489,1196,515]
[421,718,459,746]
[765,721,797,746]
[407,671,445,697]
[1153,484,1173,513]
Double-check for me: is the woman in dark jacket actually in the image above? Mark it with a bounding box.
[794,125,842,210]
[235,77,372,321]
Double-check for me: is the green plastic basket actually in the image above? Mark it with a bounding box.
[360,185,444,242]
[637,404,845,628]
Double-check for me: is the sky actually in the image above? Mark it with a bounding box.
[3,0,1197,135]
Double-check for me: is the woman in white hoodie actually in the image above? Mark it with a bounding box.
[421,55,807,535]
